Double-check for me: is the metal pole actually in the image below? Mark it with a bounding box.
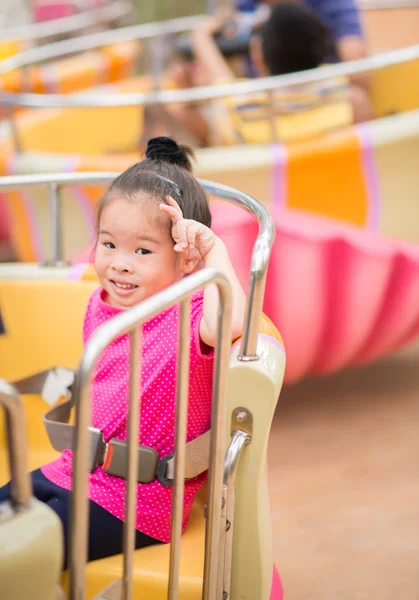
[199,180,275,360]
[48,182,63,265]
[122,328,141,600]
[7,106,22,154]
[222,429,251,598]
[0,380,32,508]
[202,279,233,600]
[68,371,92,600]
[168,300,191,600]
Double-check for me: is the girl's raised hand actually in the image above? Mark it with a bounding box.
[160,196,217,266]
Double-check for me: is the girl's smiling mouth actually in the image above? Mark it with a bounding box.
[110,280,138,294]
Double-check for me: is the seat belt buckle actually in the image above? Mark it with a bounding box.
[102,439,160,483]
[156,453,175,487]
[88,427,107,472]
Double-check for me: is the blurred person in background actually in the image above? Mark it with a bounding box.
[192,3,374,127]
[235,0,372,109]
[235,0,369,67]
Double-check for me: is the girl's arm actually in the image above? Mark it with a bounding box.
[200,238,246,347]
[160,197,246,347]
[190,12,236,85]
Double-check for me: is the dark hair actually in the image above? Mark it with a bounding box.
[257,3,332,75]
[97,136,211,230]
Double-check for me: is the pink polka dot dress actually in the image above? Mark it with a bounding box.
[42,287,214,542]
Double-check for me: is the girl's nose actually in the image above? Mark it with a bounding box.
[111,260,134,274]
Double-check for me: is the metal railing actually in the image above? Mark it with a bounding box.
[0,14,206,75]
[2,40,419,107]
[1,1,132,44]
[1,21,419,151]
[0,172,275,358]
[360,0,419,8]
[0,170,274,598]
[0,380,32,509]
[69,268,232,600]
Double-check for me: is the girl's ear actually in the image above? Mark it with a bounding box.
[180,257,200,275]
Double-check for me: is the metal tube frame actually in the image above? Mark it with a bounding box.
[1,1,132,44]
[0,16,418,156]
[0,171,275,596]
[168,300,190,600]
[360,0,419,8]
[0,14,206,76]
[0,172,275,359]
[0,380,32,508]
[222,428,251,599]
[68,268,232,600]
[47,182,62,266]
[0,40,418,108]
[122,328,141,599]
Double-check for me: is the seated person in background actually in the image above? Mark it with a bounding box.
[235,0,372,100]
[191,3,374,143]
[235,0,368,66]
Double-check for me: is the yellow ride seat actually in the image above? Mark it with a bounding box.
[0,41,140,95]
[0,275,285,599]
[370,56,419,117]
[219,74,353,144]
[0,41,23,61]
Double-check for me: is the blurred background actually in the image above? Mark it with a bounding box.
[0,1,418,599]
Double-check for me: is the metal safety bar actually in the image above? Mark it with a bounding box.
[221,425,251,599]
[0,14,206,76]
[0,380,32,509]
[360,0,419,7]
[0,38,418,108]
[1,1,132,44]
[68,268,232,600]
[0,172,275,358]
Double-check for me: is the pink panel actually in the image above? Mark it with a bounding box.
[266,218,328,382]
[210,205,419,383]
[271,565,284,600]
[354,252,419,363]
[33,4,77,22]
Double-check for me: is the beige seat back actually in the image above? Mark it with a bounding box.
[0,380,63,600]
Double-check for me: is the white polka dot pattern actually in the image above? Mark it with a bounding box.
[41,286,214,542]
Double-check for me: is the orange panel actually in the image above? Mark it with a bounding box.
[287,128,368,226]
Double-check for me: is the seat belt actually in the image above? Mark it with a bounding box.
[12,368,211,486]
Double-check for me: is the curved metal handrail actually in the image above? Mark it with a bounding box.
[0,14,206,75]
[69,268,233,599]
[0,171,275,358]
[0,379,32,507]
[1,1,132,44]
[360,0,419,8]
[1,42,418,109]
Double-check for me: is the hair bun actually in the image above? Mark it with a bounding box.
[145,136,192,171]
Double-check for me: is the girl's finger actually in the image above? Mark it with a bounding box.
[159,203,180,224]
[166,196,182,214]
[166,195,183,217]
[175,219,188,249]
[186,222,199,248]
[160,196,183,222]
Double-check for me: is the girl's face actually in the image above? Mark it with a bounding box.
[94,194,182,309]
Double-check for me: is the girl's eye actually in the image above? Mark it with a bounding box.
[103,242,115,249]
[136,248,151,255]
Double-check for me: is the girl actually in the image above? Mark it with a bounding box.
[0,136,246,568]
